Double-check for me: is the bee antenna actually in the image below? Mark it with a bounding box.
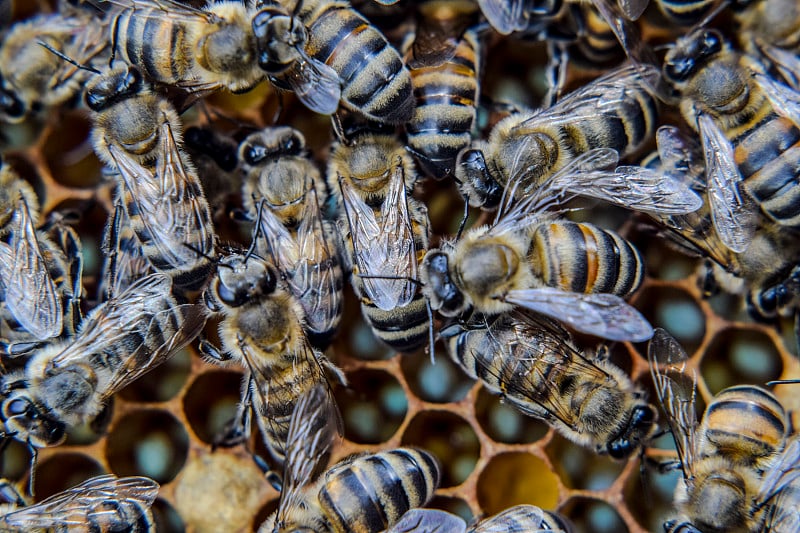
[244,197,266,263]
[767,379,800,385]
[426,300,436,365]
[37,41,101,75]
[182,242,220,265]
[25,442,37,497]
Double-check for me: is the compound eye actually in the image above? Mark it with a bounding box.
[259,266,277,295]
[6,398,28,416]
[243,142,268,165]
[664,58,695,83]
[216,280,247,307]
[283,133,303,155]
[0,90,25,119]
[121,66,143,97]
[608,439,632,459]
[701,31,722,58]
[459,148,486,174]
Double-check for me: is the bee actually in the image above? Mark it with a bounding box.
[0,162,82,356]
[734,0,800,88]
[183,125,242,218]
[420,146,701,342]
[661,28,800,254]
[402,1,482,180]
[251,0,414,123]
[239,127,344,348]
[260,384,441,533]
[455,64,661,211]
[200,249,343,463]
[86,63,216,291]
[98,202,153,303]
[442,309,657,458]
[648,328,800,533]
[0,273,206,450]
[327,132,432,353]
[107,0,264,96]
[0,9,107,123]
[387,505,575,533]
[0,474,158,532]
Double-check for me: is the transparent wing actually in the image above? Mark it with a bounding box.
[282,52,342,115]
[753,72,800,129]
[100,203,152,302]
[591,0,649,64]
[276,384,342,528]
[697,113,757,253]
[0,198,62,341]
[385,509,467,533]
[476,0,530,34]
[0,474,158,529]
[654,125,705,189]
[503,287,653,342]
[408,14,474,68]
[758,436,800,515]
[340,167,418,311]
[755,41,800,90]
[615,0,649,19]
[104,0,217,24]
[647,328,698,479]
[471,504,559,532]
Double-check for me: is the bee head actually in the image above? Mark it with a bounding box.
[214,254,278,308]
[0,75,26,123]
[606,404,657,459]
[663,29,723,84]
[420,251,467,317]
[663,520,702,533]
[240,127,306,166]
[252,7,307,74]
[455,147,503,210]
[1,390,66,448]
[85,65,143,112]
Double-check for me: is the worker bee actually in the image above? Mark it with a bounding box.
[734,0,800,88]
[0,162,82,356]
[661,28,800,254]
[388,505,575,532]
[98,202,153,303]
[251,0,414,123]
[260,384,441,533]
[0,273,206,450]
[328,132,432,353]
[442,309,657,458]
[107,0,264,96]
[86,63,216,291]
[403,1,482,180]
[239,127,344,348]
[648,328,800,533]
[0,474,158,532]
[456,64,661,211]
[183,125,242,219]
[0,9,107,123]
[199,249,343,463]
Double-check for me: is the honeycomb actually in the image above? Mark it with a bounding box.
[2,1,799,532]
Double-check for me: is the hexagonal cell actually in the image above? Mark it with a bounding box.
[183,369,244,445]
[401,411,480,488]
[640,239,699,282]
[546,433,626,491]
[334,368,407,444]
[476,452,559,515]
[625,465,682,533]
[34,453,104,500]
[152,498,185,533]
[0,440,31,482]
[563,498,628,533]
[106,409,188,483]
[637,286,705,354]
[475,387,549,444]
[400,343,473,403]
[119,348,192,403]
[42,110,102,189]
[65,399,113,446]
[427,496,473,523]
[701,328,783,394]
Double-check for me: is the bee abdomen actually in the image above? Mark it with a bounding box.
[319,448,440,533]
[359,291,430,353]
[532,222,644,297]
[306,6,412,123]
[656,0,717,26]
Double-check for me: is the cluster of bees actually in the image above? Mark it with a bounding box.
[0,0,799,530]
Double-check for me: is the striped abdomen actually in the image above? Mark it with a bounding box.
[699,385,787,464]
[530,222,645,297]
[568,6,623,69]
[303,3,413,123]
[655,0,717,26]
[406,29,480,179]
[319,448,440,533]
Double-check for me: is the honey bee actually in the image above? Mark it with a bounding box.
[0,273,206,450]
[387,505,575,533]
[442,309,658,458]
[260,384,441,533]
[239,127,344,348]
[661,28,800,254]
[648,328,800,533]
[107,0,264,96]
[0,474,158,532]
[0,162,82,356]
[403,0,482,180]
[98,202,153,303]
[455,64,661,211]
[328,132,432,353]
[86,63,216,291]
[251,0,414,123]
[0,9,107,123]
[420,148,693,342]
[200,249,343,463]
[183,125,242,218]
[734,0,800,88]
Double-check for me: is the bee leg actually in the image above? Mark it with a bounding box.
[320,356,347,386]
[0,478,25,507]
[543,42,570,108]
[198,335,230,362]
[213,375,252,450]
[697,259,720,298]
[455,195,470,241]
[0,340,44,358]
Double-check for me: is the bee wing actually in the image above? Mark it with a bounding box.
[0,474,158,529]
[48,274,206,393]
[502,287,653,342]
[758,435,800,512]
[276,384,342,526]
[471,505,563,532]
[590,0,649,63]
[104,0,218,24]
[615,0,648,19]
[384,509,467,533]
[697,113,757,253]
[282,52,342,115]
[754,41,800,90]
[100,203,152,302]
[340,167,418,311]
[257,201,302,272]
[476,0,530,34]
[408,15,474,68]
[753,72,800,129]
[0,199,63,341]
[654,125,705,189]
[647,328,698,479]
